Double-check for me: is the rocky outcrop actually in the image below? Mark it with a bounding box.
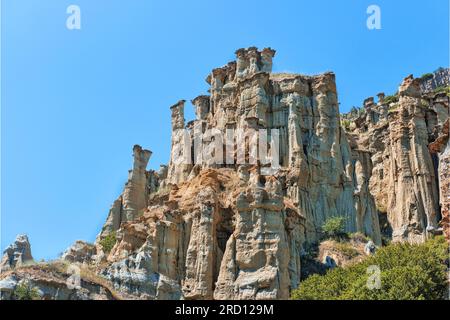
[99,145,153,238]
[61,241,97,264]
[93,48,387,300]
[166,48,381,245]
[343,74,449,243]
[318,237,370,269]
[419,68,450,93]
[3,48,446,300]
[0,263,121,300]
[0,235,34,272]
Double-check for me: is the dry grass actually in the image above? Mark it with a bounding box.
[319,239,367,268]
[2,260,131,300]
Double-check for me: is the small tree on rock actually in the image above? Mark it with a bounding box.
[322,216,347,240]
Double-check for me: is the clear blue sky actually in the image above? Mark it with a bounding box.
[1,0,448,260]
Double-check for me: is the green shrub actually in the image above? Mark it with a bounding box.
[341,119,351,130]
[13,281,41,300]
[420,73,433,81]
[433,86,450,95]
[99,231,117,253]
[322,217,347,240]
[383,95,399,105]
[291,236,448,300]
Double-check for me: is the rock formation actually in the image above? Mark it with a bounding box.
[1,49,448,300]
[0,235,34,272]
[100,145,153,238]
[0,263,119,300]
[420,68,450,93]
[94,48,394,300]
[61,241,98,264]
[342,72,449,243]
[430,119,450,241]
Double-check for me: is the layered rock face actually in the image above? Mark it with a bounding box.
[1,49,447,301]
[430,119,450,241]
[96,48,386,300]
[343,74,449,243]
[0,235,34,272]
[420,68,450,93]
[0,264,118,300]
[61,241,98,264]
[166,47,381,244]
[100,145,153,238]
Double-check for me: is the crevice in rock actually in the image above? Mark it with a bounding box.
[378,212,393,244]
[216,208,234,254]
[431,153,442,221]
[212,207,235,292]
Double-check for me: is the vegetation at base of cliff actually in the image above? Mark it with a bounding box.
[322,216,347,240]
[99,231,117,253]
[291,236,448,300]
[12,281,41,300]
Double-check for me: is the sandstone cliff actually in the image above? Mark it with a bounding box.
[342,72,449,243]
[0,235,34,272]
[96,48,389,300]
[1,49,448,300]
[74,50,450,300]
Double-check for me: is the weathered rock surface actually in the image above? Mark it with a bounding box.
[94,48,393,300]
[0,235,34,272]
[0,263,121,300]
[2,49,447,300]
[318,238,368,269]
[343,74,449,243]
[430,119,450,241]
[419,68,450,93]
[61,241,97,264]
[99,145,153,238]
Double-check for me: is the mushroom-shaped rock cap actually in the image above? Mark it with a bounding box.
[191,95,210,106]
[133,144,152,156]
[132,145,152,171]
[262,47,276,57]
[170,99,186,110]
[364,97,375,107]
[235,48,247,57]
[399,75,421,98]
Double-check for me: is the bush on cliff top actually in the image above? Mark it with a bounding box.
[291,236,448,300]
[383,95,399,105]
[420,73,434,81]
